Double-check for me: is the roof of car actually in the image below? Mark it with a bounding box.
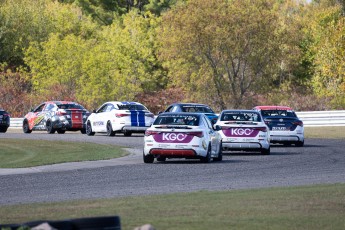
[173,103,209,106]
[106,101,143,105]
[46,101,79,105]
[221,109,260,113]
[254,106,293,111]
[159,112,203,117]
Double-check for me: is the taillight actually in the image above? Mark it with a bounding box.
[115,113,129,118]
[145,130,160,136]
[253,127,267,132]
[186,131,204,138]
[292,121,303,127]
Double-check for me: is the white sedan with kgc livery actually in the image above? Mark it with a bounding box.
[143,112,223,163]
[215,110,270,155]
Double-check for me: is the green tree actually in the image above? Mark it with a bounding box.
[309,2,345,107]
[0,0,55,66]
[78,10,165,108]
[158,0,287,110]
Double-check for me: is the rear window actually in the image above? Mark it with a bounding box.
[57,104,85,110]
[0,110,8,115]
[154,114,200,126]
[117,104,146,111]
[181,105,214,113]
[221,111,261,122]
[261,110,296,118]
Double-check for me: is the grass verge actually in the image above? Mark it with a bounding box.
[0,183,344,230]
[304,126,345,139]
[0,139,128,168]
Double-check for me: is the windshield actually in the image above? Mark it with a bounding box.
[221,111,261,122]
[261,110,296,118]
[154,114,200,126]
[57,104,85,110]
[117,104,147,111]
[180,105,214,113]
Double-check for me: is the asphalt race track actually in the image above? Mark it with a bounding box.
[0,132,345,205]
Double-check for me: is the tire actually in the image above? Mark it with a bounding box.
[0,127,7,133]
[80,128,86,134]
[123,131,132,137]
[106,122,115,136]
[213,142,223,162]
[296,140,304,147]
[23,120,32,134]
[261,147,270,155]
[86,121,95,136]
[46,120,55,134]
[143,152,154,163]
[57,130,66,134]
[157,156,166,162]
[201,145,211,163]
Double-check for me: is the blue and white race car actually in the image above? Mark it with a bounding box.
[85,101,155,136]
[253,106,304,147]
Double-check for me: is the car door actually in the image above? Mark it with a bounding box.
[28,103,46,130]
[92,104,108,132]
[202,116,220,154]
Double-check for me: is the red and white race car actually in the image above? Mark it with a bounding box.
[253,106,304,146]
[23,101,90,134]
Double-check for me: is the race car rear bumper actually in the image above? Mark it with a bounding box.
[222,142,269,151]
[149,148,197,158]
[270,135,302,143]
[122,126,150,132]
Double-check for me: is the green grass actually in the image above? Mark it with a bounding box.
[0,183,344,230]
[305,126,345,139]
[0,139,128,168]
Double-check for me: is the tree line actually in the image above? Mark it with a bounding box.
[0,0,344,117]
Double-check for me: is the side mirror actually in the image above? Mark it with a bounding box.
[214,125,221,131]
[158,111,163,114]
[93,109,97,113]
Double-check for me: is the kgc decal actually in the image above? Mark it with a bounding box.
[231,128,254,136]
[162,133,188,141]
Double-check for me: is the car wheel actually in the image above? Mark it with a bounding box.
[261,147,270,155]
[213,142,223,162]
[296,140,304,147]
[106,122,115,136]
[157,156,166,162]
[143,152,154,163]
[22,120,32,134]
[80,128,86,134]
[123,131,132,137]
[200,145,211,163]
[86,121,95,136]
[57,130,66,134]
[0,127,7,133]
[46,120,55,134]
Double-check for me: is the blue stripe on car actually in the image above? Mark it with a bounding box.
[130,111,146,127]
[130,111,138,126]
[138,111,145,127]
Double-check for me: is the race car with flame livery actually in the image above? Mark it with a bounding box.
[85,101,154,136]
[253,106,304,147]
[143,112,222,163]
[23,101,90,134]
[215,110,270,155]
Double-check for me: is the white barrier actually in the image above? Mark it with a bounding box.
[7,110,345,128]
[296,110,345,127]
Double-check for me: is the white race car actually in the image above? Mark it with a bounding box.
[85,101,154,136]
[143,112,223,163]
[215,110,270,155]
